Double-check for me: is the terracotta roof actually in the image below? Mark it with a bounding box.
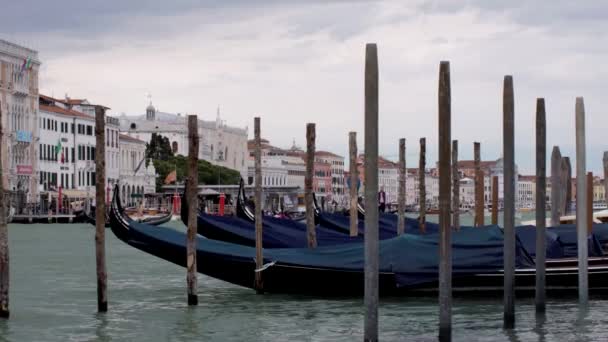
[39,104,93,120]
[119,134,146,144]
[316,150,343,158]
[66,99,86,105]
[518,175,536,182]
[378,156,398,168]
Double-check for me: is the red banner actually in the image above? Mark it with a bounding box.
[17,165,33,175]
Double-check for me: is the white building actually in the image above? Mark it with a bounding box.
[119,103,248,180]
[119,134,156,206]
[246,140,306,190]
[378,157,399,204]
[0,39,41,201]
[517,176,535,209]
[405,171,439,207]
[38,94,120,201]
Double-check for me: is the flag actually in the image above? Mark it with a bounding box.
[165,170,177,184]
[55,140,62,162]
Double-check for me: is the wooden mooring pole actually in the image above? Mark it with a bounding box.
[398,138,406,235]
[550,146,562,226]
[349,132,358,237]
[564,157,572,214]
[491,176,499,225]
[438,61,452,342]
[94,106,108,312]
[561,158,571,216]
[186,115,199,305]
[474,142,483,227]
[363,43,379,342]
[0,104,9,318]
[254,117,264,293]
[503,75,515,329]
[603,152,608,207]
[305,123,317,248]
[575,97,589,304]
[535,98,547,314]
[419,138,426,233]
[587,172,593,235]
[452,140,459,231]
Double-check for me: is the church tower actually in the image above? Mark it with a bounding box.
[146,96,155,121]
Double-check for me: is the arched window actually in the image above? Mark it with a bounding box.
[172,141,178,153]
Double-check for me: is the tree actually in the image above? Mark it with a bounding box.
[151,155,242,192]
[146,133,174,162]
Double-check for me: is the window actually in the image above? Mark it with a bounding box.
[71,123,74,133]
[106,129,109,146]
[86,125,93,135]
[71,148,74,162]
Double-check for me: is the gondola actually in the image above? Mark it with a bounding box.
[110,184,608,296]
[183,181,363,248]
[87,204,172,227]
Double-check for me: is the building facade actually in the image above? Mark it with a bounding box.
[315,151,345,205]
[38,94,120,201]
[120,104,248,179]
[119,134,157,206]
[0,39,41,202]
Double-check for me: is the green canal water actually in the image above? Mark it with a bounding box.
[2,217,608,341]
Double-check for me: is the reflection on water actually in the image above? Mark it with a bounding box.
[2,222,607,341]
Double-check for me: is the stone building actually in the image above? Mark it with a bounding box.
[0,39,41,202]
[120,104,248,179]
[119,134,157,206]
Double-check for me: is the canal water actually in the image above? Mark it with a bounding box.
[2,216,608,341]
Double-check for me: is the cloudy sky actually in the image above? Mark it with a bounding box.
[2,0,608,174]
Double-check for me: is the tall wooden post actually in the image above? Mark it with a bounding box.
[363,43,379,342]
[503,75,515,329]
[491,176,499,225]
[186,115,199,305]
[0,105,9,318]
[349,132,358,237]
[575,97,588,304]
[535,98,547,314]
[438,61,452,342]
[603,152,608,207]
[254,117,264,292]
[550,146,562,226]
[452,140,459,231]
[398,138,406,235]
[587,172,593,235]
[419,138,426,233]
[474,142,483,226]
[305,123,317,248]
[94,106,108,312]
[564,157,572,215]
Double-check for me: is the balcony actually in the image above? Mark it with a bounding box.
[15,130,32,143]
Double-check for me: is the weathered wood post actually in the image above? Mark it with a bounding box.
[550,146,562,226]
[419,138,426,233]
[438,61,453,342]
[186,115,199,305]
[564,157,572,214]
[363,43,379,342]
[94,106,108,312]
[305,123,317,248]
[474,142,484,226]
[0,104,9,318]
[561,158,571,215]
[603,152,608,207]
[575,97,588,304]
[535,98,547,314]
[398,138,406,235]
[349,132,358,237]
[452,140,459,231]
[491,176,499,225]
[587,172,593,235]
[254,117,264,293]
[503,75,515,329]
